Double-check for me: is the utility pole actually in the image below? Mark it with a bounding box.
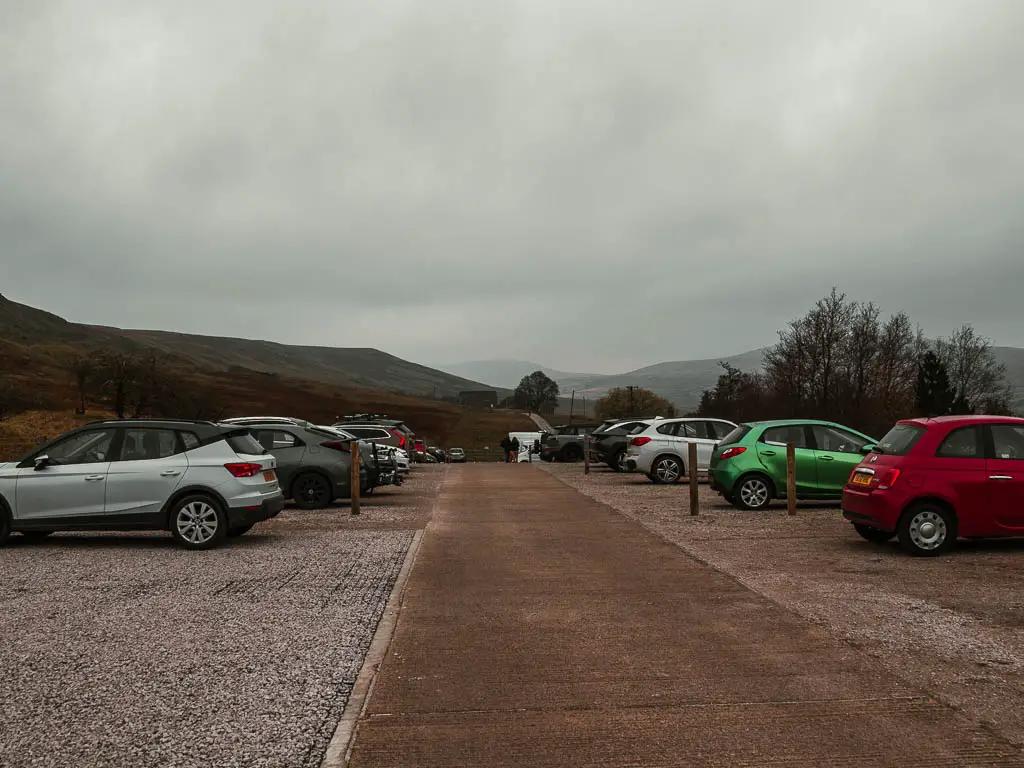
[627,385,635,414]
[569,389,575,425]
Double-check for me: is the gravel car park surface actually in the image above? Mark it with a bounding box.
[540,461,1024,749]
[0,468,443,768]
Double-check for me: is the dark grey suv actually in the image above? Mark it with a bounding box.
[239,422,368,509]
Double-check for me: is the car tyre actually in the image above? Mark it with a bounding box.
[853,524,895,544]
[650,455,684,484]
[733,474,774,511]
[170,495,228,551]
[227,524,254,538]
[898,502,955,557]
[608,449,626,473]
[292,473,333,509]
[0,504,11,547]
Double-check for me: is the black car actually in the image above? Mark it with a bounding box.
[590,419,653,471]
[540,424,600,462]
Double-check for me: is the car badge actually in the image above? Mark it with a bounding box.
[869,455,878,463]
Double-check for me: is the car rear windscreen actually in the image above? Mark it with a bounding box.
[225,431,267,455]
[719,425,751,445]
[875,424,926,455]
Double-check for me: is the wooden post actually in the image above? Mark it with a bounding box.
[350,440,361,516]
[688,442,699,516]
[786,442,797,516]
[584,434,590,475]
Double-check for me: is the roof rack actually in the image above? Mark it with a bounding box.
[85,418,218,426]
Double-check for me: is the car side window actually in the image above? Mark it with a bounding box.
[179,431,201,451]
[990,425,1024,460]
[656,423,675,436]
[812,426,862,454]
[43,429,115,465]
[761,426,809,449]
[255,430,301,451]
[936,426,983,459]
[119,429,181,461]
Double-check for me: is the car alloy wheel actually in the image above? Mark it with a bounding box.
[652,457,682,484]
[293,473,332,509]
[176,501,220,545]
[616,450,628,472]
[738,477,770,510]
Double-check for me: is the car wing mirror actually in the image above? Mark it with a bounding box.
[33,455,52,471]
[860,444,876,454]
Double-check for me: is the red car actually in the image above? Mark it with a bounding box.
[843,415,1024,556]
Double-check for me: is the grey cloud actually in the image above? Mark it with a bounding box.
[2,0,1024,374]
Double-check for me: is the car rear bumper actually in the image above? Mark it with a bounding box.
[226,494,284,527]
[841,488,900,531]
[707,465,741,496]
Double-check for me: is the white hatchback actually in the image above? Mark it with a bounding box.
[625,418,738,484]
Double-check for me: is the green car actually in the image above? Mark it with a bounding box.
[708,420,877,511]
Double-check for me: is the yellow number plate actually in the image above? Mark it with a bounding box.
[263,470,276,481]
[851,472,872,486]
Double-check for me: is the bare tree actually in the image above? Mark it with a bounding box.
[69,354,96,414]
[936,325,1012,414]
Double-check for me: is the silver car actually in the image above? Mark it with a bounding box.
[624,418,738,484]
[0,420,283,549]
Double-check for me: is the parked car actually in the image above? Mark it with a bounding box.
[241,422,369,509]
[334,415,415,444]
[540,424,600,462]
[316,425,406,488]
[449,448,466,463]
[334,422,411,452]
[591,419,655,471]
[843,415,1024,556]
[0,419,283,550]
[625,418,738,483]
[708,419,876,510]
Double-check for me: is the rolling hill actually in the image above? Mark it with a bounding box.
[451,346,1024,412]
[0,293,507,401]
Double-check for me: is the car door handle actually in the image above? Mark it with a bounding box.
[990,475,1013,481]
[160,470,182,477]
[818,456,835,462]
[761,450,776,457]
[84,475,105,482]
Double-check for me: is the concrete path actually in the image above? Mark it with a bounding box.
[347,465,1024,767]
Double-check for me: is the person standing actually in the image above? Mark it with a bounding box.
[510,436,520,463]
[500,435,512,463]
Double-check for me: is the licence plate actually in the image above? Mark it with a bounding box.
[851,472,872,486]
[263,470,276,481]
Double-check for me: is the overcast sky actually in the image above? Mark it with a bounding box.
[2,1,1023,374]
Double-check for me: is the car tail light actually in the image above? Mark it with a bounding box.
[630,436,652,447]
[391,429,406,448]
[878,469,901,490]
[224,462,263,478]
[321,441,351,452]
[719,446,747,460]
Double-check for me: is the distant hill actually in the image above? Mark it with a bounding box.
[0,294,507,401]
[445,349,768,410]
[438,360,595,390]
[456,346,1024,412]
